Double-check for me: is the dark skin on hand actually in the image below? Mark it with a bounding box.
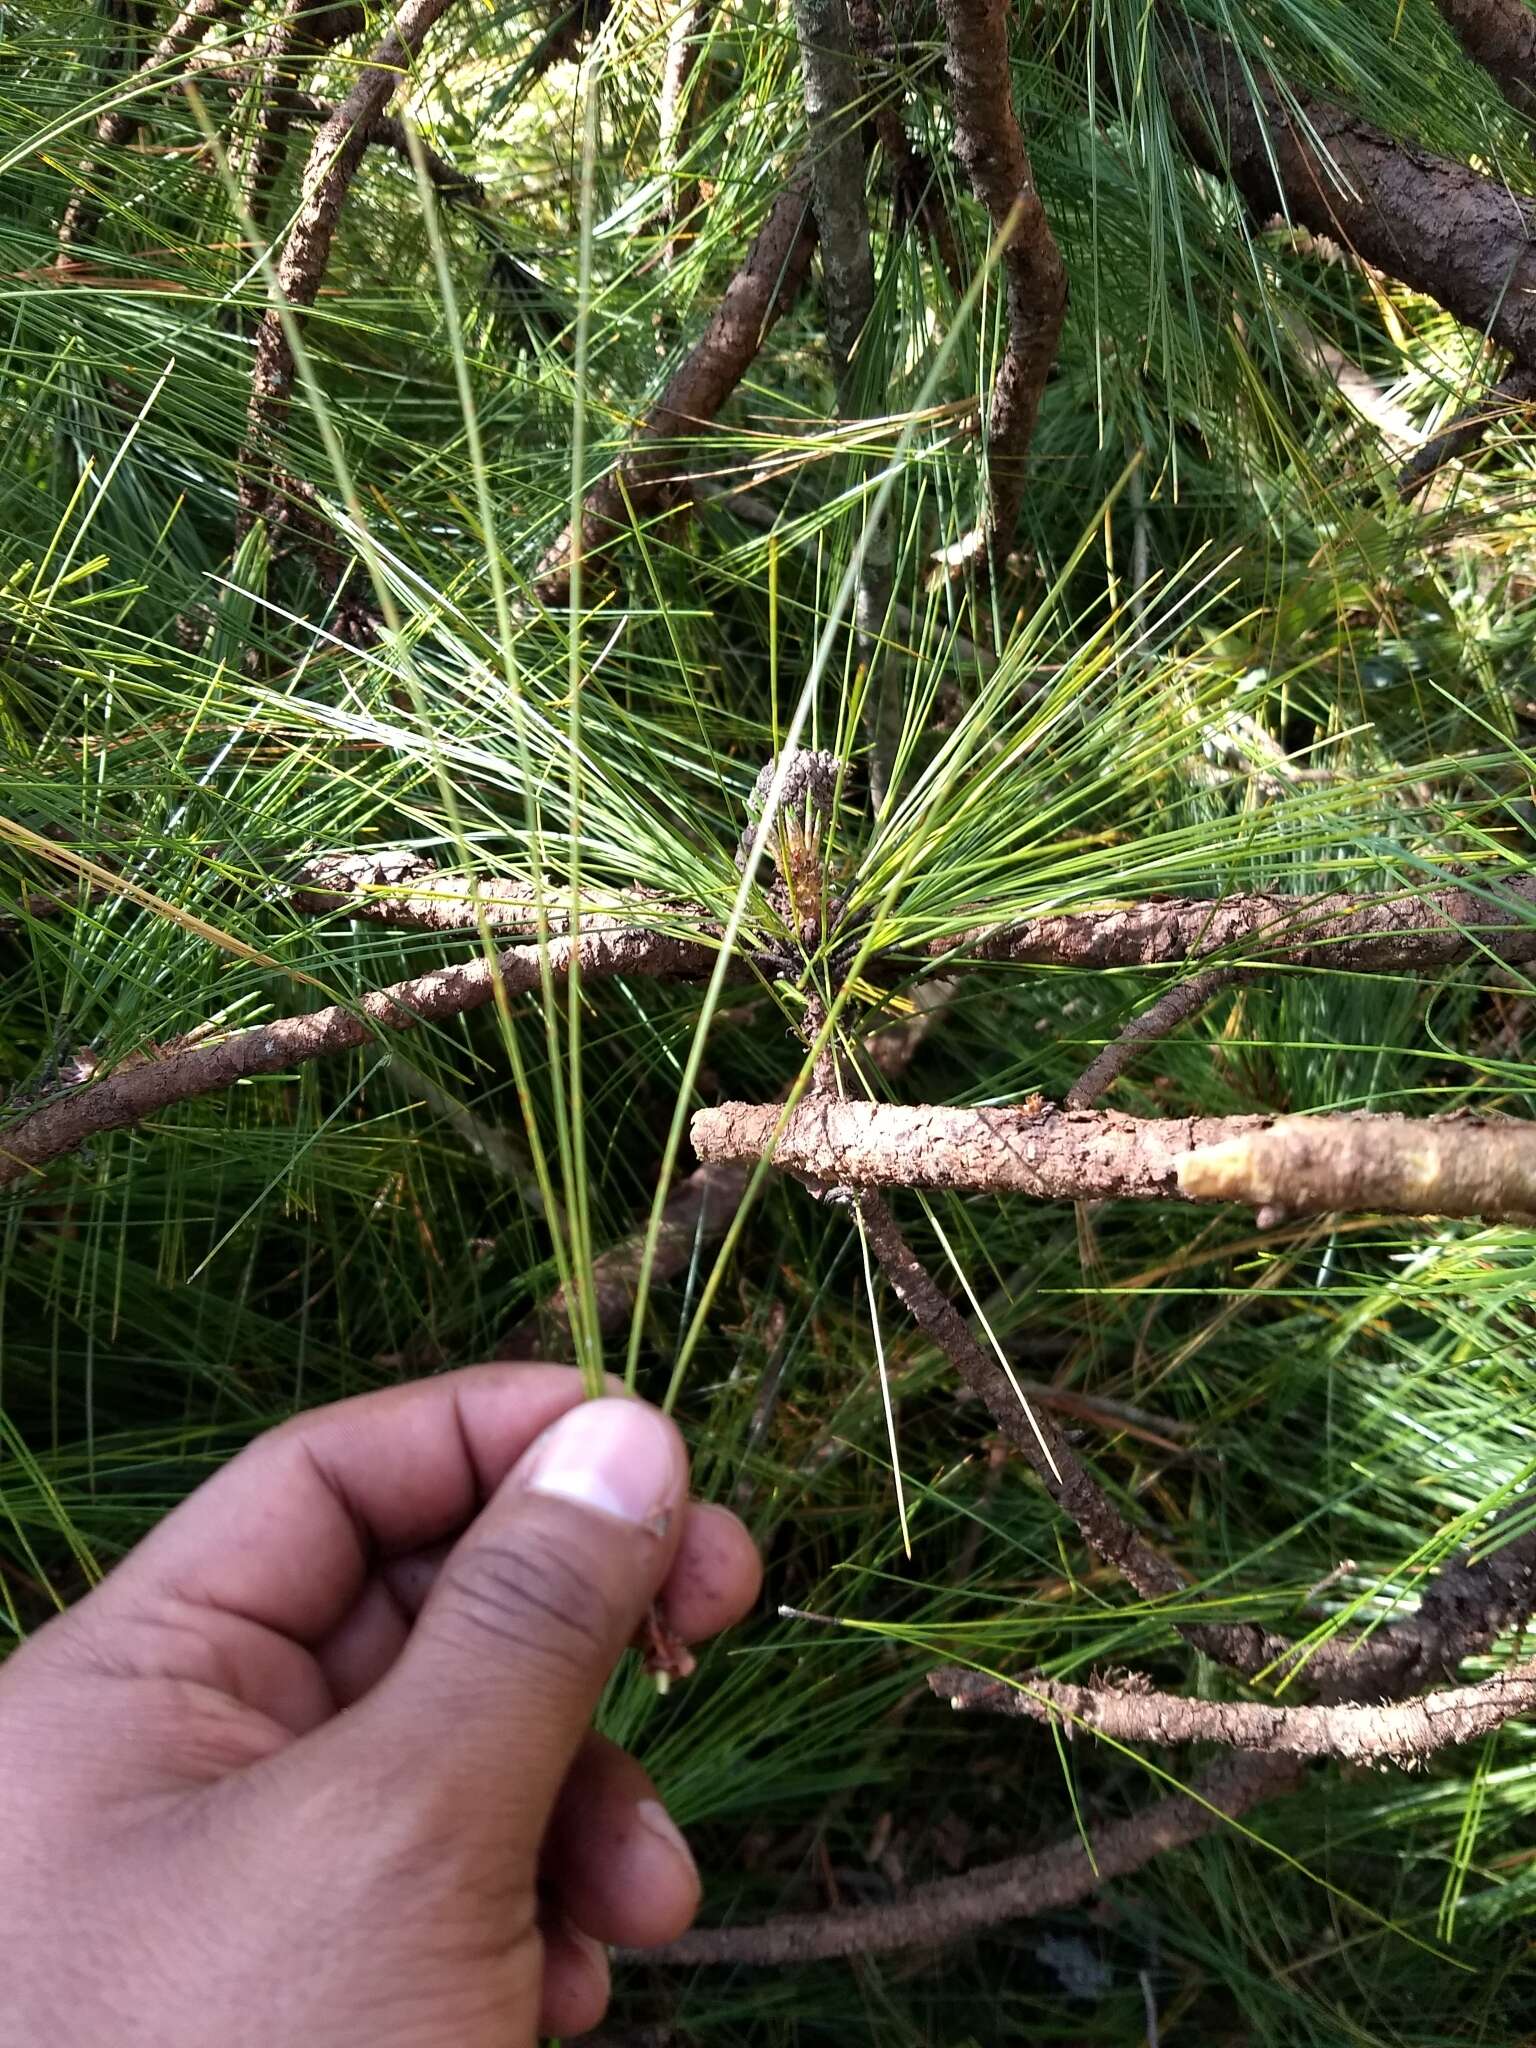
[0,1366,763,2046]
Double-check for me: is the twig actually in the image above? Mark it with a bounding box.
[1397,369,1536,500]
[1167,30,1536,370]
[501,1158,749,1357]
[241,0,465,523]
[848,1190,1299,1677]
[792,0,897,806]
[533,170,818,606]
[1066,968,1240,1109]
[936,0,1066,563]
[638,1751,1301,1965]
[657,0,717,263]
[57,0,245,250]
[236,0,364,233]
[938,873,1536,973]
[0,927,720,1188]
[692,1097,1536,1224]
[935,1659,1536,1763]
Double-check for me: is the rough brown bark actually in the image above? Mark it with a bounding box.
[642,1751,1301,1965]
[58,0,245,249]
[938,873,1536,973]
[0,928,718,1188]
[1065,967,1240,1108]
[936,0,1066,560]
[1167,32,1536,368]
[851,1190,1299,1678]
[937,1659,1536,1763]
[1179,1114,1536,1226]
[1348,1486,1536,1696]
[533,172,818,606]
[1432,0,1536,126]
[1397,368,1536,499]
[241,0,463,521]
[692,1097,1536,1222]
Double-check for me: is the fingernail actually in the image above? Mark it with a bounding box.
[636,1799,699,1885]
[518,1398,682,1529]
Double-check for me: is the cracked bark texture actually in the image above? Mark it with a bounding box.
[0,928,719,1188]
[937,0,1066,559]
[940,872,1536,972]
[938,1660,1536,1763]
[534,172,818,606]
[693,1098,1536,1221]
[1168,31,1536,368]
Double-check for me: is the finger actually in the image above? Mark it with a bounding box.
[334,1398,688,1863]
[315,1495,763,1705]
[537,1916,610,2040]
[544,1731,700,1948]
[96,1364,614,1646]
[661,1501,764,1644]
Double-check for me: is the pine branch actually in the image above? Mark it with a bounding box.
[691,1098,1536,1223]
[57,0,246,250]
[848,1190,1300,1677]
[236,0,364,232]
[1167,30,1536,369]
[640,1751,1302,1965]
[1430,0,1536,128]
[937,873,1536,972]
[936,0,1066,562]
[1065,967,1241,1108]
[1397,369,1536,499]
[1179,1114,1536,1227]
[0,928,721,1188]
[657,0,717,263]
[501,1157,749,1357]
[935,1659,1536,1763]
[533,170,818,606]
[241,0,465,522]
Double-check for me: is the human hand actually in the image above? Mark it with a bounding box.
[0,1366,760,2046]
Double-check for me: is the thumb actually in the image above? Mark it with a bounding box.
[339,1396,687,1859]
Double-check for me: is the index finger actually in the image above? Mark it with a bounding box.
[101,1364,617,1645]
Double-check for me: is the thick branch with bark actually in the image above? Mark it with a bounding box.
[1179,1114,1536,1226]
[533,172,818,605]
[692,1098,1536,1222]
[0,927,718,1188]
[501,1157,749,1357]
[936,1659,1536,1763]
[1167,32,1536,368]
[641,1751,1300,1965]
[936,0,1066,559]
[939,873,1536,972]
